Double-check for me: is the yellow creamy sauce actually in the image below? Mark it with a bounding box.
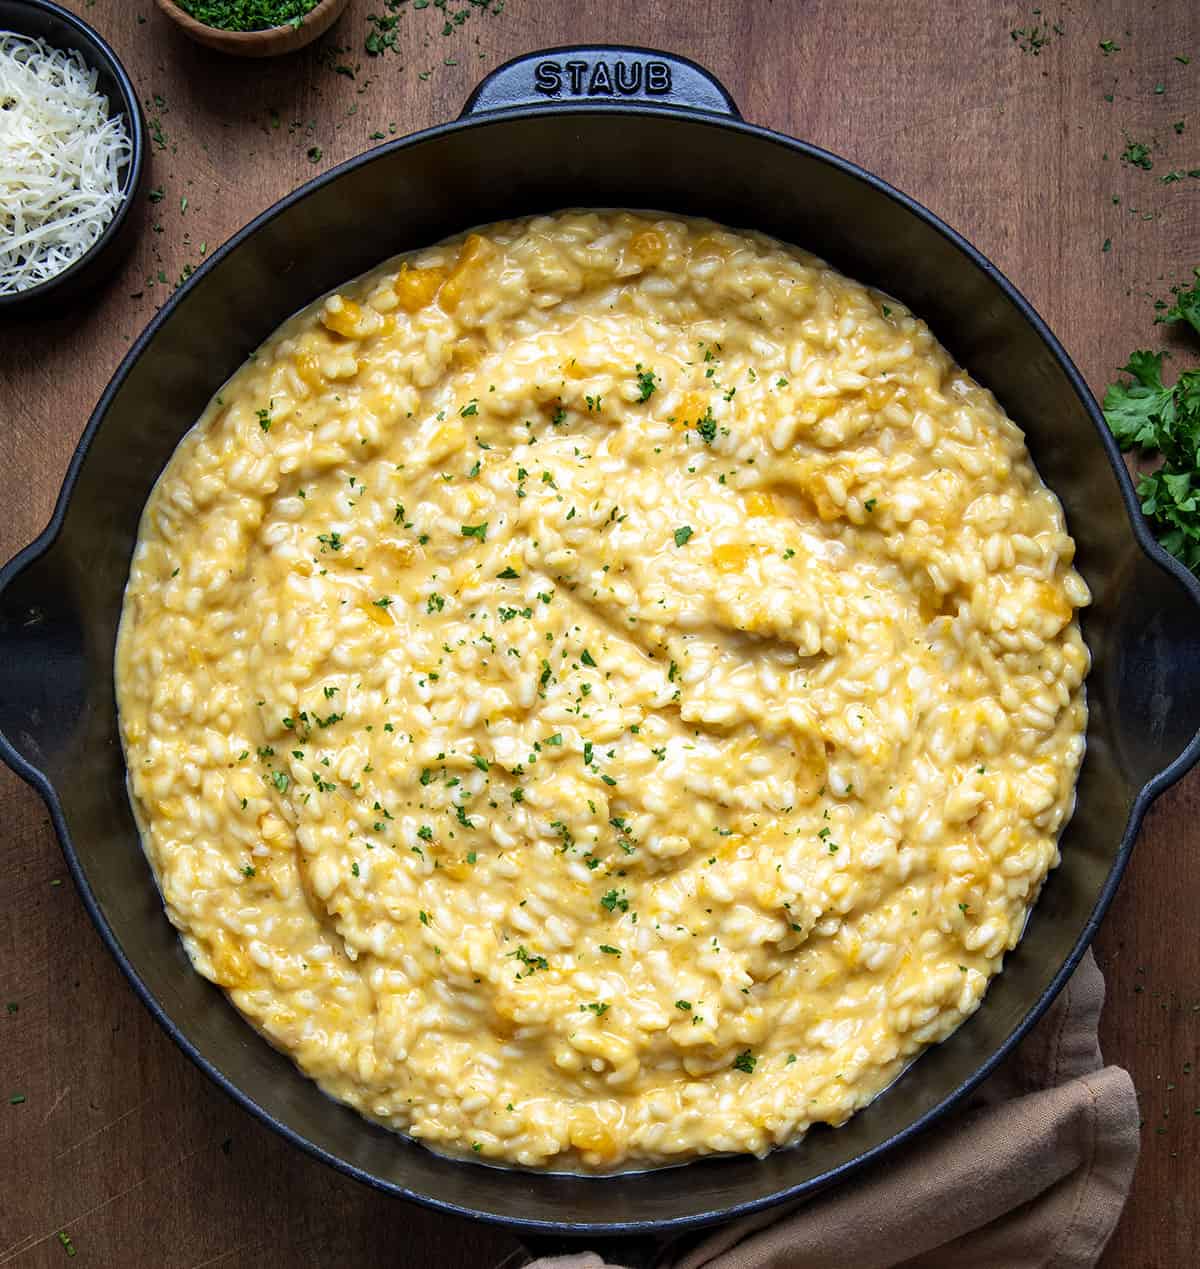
[116,212,1089,1170]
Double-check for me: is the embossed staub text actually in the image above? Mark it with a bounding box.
[533,57,672,98]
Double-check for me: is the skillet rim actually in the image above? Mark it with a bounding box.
[3,99,1200,1238]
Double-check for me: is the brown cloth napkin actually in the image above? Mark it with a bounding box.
[525,948,1137,1269]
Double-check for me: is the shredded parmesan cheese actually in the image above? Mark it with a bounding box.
[0,32,132,295]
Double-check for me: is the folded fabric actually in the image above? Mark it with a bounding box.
[523,948,1137,1269]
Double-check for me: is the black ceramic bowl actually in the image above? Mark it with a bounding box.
[2,45,1199,1267]
[0,0,145,314]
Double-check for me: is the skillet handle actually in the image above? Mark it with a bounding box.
[460,45,741,119]
[1106,545,1200,797]
[0,536,84,809]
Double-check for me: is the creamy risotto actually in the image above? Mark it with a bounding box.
[116,212,1089,1170]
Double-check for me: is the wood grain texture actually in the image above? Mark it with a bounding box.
[1,1,1197,1265]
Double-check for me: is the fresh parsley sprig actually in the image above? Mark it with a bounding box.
[1103,270,1200,573]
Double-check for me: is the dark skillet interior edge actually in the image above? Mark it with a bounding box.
[3,89,1200,1238]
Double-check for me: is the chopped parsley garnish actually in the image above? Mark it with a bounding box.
[460,400,478,417]
[473,754,490,772]
[598,944,621,956]
[512,945,549,973]
[674,525,694,547]
[675,999,692,1011]
[271,771,289,793]
[583,1001,610,1016]
[316,531,343,552]
[732,1049,757,1074]
[427,592,445,614]
[461,522,488,541]
[600,888,629,914]
[580,648,597,667]
[417,825,433,841]
[635,364,658,401]
[694,406,717,444]
[372,596,392,609]
[256,404,272,432]
[178,1,317,32]
[496,566,520,579]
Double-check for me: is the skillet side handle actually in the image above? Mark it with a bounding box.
[0,539,85,803]
[459,46,741,119]
[1108,547,1200,796]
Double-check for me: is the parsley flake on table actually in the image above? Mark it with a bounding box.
[1121,139,1154,170]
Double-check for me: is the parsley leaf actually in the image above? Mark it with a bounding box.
[1103,351,1178,451]
[1157,268,1200,338]
[674,525,694,547]
[1103,329,1200,574]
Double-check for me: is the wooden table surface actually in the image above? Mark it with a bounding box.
[2,1,1198,1265]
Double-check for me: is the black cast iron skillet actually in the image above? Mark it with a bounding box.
[3,46,1200,1267]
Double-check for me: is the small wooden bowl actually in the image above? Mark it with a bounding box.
[154,0,350,58]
